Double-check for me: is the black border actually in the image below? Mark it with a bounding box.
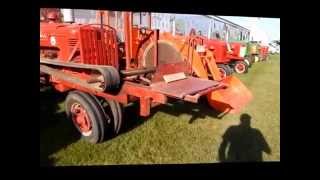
[5,0,298,177]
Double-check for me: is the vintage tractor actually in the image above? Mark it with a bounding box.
[230,41,251,66]
[40,10,252,144]
[246,41,261,63]
[200,36,249,78]
[259,45,269,61]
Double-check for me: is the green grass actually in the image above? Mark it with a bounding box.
[40,54,280,165]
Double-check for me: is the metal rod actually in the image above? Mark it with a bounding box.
[120,67,156,76]
[129,12,133,63]
[147,12,151,29]
[124,12,131,69]
[105,11,109,26]
[140,12,142,26]
[153,29,158,67]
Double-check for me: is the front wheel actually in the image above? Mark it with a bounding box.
[217,64,232,79]
[65,91,123,143]
[234,61,248,74]
[66,91,107,143]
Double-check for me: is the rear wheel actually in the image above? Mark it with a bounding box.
[99,98,123,136]
[66,91,106,143]
[65,91,123,143]
[234,61,248,74]
[217,64,232,79]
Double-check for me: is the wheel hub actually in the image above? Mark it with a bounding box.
[219,68,227,79]
[235,63,245,73]
[71,103,92,135]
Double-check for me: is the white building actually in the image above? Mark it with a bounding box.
[66,9,252,43]
[151,13,174,33]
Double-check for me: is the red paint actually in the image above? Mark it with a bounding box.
[203,39,246,76]
[235,63,246,73]
[204,39,228,63]
[150,76,222,99]
[259,46,269,60]
[40,22,118,69]
[40,11,252,121]
[71,103,92,133]
[218,68,227,79]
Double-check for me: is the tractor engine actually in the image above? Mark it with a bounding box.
[204,39,228,63]
[40,22,120,92]
[40,22,118,67]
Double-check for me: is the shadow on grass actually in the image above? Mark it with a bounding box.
[149,97,227,124]
[119,97,224,135]
[119,102,145,135]
[40,87,80,166]
[218,113,271,162]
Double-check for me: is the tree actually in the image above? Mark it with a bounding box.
[272,40,280,45]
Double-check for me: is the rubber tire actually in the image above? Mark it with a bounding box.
[244,59,251,67]
[234,61,248,74]
[106,66,120,90]
[99,66,120,91]
[100,99,123,136]
[66,91,107,144]
[225,65,233,75]
[218,64,232,79]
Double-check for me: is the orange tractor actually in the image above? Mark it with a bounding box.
[40,10,252,143]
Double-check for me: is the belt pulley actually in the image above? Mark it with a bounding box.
[40,58,120,92]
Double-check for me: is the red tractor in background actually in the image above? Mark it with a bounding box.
[204,39,248,79]
[40,9,252,144]
[259,45,269,61]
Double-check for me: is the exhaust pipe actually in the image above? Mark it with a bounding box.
[61,9,74,23]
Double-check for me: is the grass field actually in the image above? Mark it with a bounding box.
[40,54,280,165]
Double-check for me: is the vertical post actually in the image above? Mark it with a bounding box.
[207,20,211,39]
[172,16,176,36]
[139,12,142,27]
[225,25,232,52]
[153,29,158,67]
[115,11,118,30]
[140,98,151,117]
[147,12,151,29]
[124,12,131,69]
[129,12,133,64]
[96,10,104,29]
[104,11,109,26]
[100,13,103,29]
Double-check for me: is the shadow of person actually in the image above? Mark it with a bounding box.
[218,113,271,162]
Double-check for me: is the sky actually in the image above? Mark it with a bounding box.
[219,16,280,42]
